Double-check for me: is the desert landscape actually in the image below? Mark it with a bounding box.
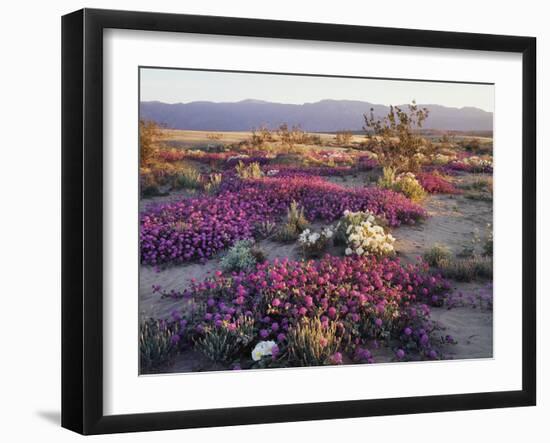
[138,70,493,374]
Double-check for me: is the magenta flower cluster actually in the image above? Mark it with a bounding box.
[221,177,426,225]
[162,255,451,364]
[416,172,461,194]
[356,156,378,171]
[141,176,426,265]
[444,161,493,174]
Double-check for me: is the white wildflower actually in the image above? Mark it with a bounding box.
[251,341,277,361]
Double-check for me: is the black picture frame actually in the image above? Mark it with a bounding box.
[61,8,536,435]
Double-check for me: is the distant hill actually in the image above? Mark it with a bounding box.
[140,99,493,132]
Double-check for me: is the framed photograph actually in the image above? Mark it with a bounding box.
[62,8,536,435]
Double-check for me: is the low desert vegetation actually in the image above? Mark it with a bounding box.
[220,240,266,273]
[286,317,342,367]
[363,101,436,174]
[138,98,493,372]
[460,176,493,201]
[298,226,334,258]
[335,130,353,145]
[139,119,162,166]
[423,244,453,268]
[235,160,264,179]
[140,318,182,372]
[378,167,427,202]
[424,238,493,282]
[275,200,310,242]
[194,316,256,365]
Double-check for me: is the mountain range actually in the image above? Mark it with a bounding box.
[140,99,493,132]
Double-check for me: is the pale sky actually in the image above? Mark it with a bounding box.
[140,67,494,112]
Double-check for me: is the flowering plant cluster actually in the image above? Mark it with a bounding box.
[431,153,455,166]
[446,284,493,311]
[392,172,427,202]
[343,212,395,257]
[251,340,279,361]
[141,176,426,265]
[298,226,334,258]
[356,155,379,171]
[222,177,427,225]
[158,255,451,368]
[416,172,461,194]
[305,149,356,166]
[446,156,493,173]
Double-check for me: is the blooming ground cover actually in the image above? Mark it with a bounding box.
[139,123,493,372]
[155,255,452,368]
[140,176,426,265]
[416,172,462,194]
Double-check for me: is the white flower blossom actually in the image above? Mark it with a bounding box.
[251,341,277,361]
[344,215,395,257]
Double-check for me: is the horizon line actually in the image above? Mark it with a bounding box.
[139,98,493,113]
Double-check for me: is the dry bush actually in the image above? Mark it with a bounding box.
[139,120,162,166]
[206,133,224,141]
[363,102,430,173]
[277,123,313,147]
[250,125,275,147]
[275,200,309,242]
[287,317,341,367]
[335,130,353,145]
[235,161,264,179]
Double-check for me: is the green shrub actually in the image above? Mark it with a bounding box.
[220,239,265,273]
[140,170,169,197]
[173,166,202,190]
[275,223,301,242]
[255,220,277,238]
[286,317,341,367]
[424,239,492,282]
[195,316,255,364]
[462,138,492,155]
[139,318,180,372]
[335,130,353,145]
[378,166,396,189]
[464,189,493,202]
[235,161,264,179]
[423,244,452,267]
[469,176,492,191]
[461,176,493,201]
[378,168,426,202]
[141,184,167,198]
[203,172,222,194]
[439,256,493,282]
[275,201,309,242]
[392,173,427,202]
